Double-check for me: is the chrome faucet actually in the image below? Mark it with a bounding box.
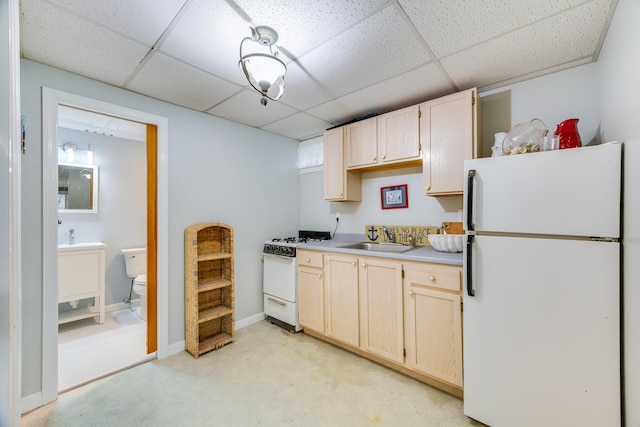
[382,226,395,243]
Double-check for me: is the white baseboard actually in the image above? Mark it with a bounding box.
[105,300,140,312]
[235,312,265,330]
[21,392,44,415]
[166,340,185,357]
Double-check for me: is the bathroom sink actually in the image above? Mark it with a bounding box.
[338,242,416,253]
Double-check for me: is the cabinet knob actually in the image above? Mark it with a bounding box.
[352,261,356,266]
[318,274,322,279]
[429,275,435,282]
[372,156,377,161]
[339,192,343,197]
[362,262,367,268]
[382,155,386,160]
[425,186,431,191]
[408,290,414,296]
[306,258,311,263]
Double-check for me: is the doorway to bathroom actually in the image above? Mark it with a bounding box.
[40,88,169,405]
[55,108,155,391]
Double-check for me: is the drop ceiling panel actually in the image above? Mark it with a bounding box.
[20,0,151,86]
[442,1,612,90]
[44,0,186,45]
[401,0,585,57]
[284,4,432,110]
[126,52,242,111]
[159,0,250,85]
[307,63,455,124]
[260,113,333,140]
[233,0,388,58]
[19,0,618,141]
[207,90,298,128]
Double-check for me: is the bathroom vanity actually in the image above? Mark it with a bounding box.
[58,242,106,324]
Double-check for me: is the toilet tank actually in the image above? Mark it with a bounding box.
[121,247,146,278]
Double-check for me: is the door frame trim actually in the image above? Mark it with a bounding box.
[39,88,169,407]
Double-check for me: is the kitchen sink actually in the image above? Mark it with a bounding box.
[338,242,417,253]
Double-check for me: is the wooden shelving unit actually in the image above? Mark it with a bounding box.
[184,223,235,358]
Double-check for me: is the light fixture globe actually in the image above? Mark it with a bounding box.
[239,26,287,105]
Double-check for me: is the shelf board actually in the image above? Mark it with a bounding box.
[58,307,99,325]
[198,332,234,354]
[198,305,233,323]
[198,278,232,293]
[197,252,231,262]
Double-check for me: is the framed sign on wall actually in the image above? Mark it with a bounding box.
[380,184,408,210]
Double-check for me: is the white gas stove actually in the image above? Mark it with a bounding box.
[262,231,330,332]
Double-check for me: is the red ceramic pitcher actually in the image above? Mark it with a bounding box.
[554,118,582,149]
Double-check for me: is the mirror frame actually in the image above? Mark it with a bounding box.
[58,161,99,214]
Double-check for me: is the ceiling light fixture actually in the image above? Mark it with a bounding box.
[239,26,286,106]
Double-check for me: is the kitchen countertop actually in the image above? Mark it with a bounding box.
[296,233,463,266]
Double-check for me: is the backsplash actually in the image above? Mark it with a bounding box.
[364,225,438,247]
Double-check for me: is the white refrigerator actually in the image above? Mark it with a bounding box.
[462,142,622,427]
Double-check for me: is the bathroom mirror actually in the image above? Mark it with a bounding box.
[58,161,99,213]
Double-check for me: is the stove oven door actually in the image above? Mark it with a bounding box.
[263,253,296,302]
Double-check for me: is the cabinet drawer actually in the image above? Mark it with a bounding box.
[297,250,323,268]
[404,262,461,292]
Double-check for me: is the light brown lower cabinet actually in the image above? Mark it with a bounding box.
[359,257,404,364]
[403,261,463,388]
[297,250,463,397]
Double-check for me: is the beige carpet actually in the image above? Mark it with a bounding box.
[23,320,482,426]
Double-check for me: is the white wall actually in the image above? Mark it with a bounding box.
[300,64,599,236]
[57,127,146,307]
[596,0,640,424]
[20,59,300,399]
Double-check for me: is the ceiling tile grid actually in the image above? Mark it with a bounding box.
[261,112,333,140]
[207,89,299,128]
[399,0,581,58]
[44,0,187,46]
[440,0,614,90]
[19,0,618,140]
[286,4,432,108]
[232,0,389,58]
[307,62,455,125]
[158,0,251,86]
[126,52,242,111]
[20,0,151,86]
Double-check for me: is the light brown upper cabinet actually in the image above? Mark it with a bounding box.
[346,105,421,171]
[420,88,480,196]
[323,126,362,201]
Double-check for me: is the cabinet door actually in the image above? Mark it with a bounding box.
[345,117,377,168]
[324,254,359,346]
[377,105,420,164]
[421,88,477,196]
[405,283,463,387]
[359,257,404,363]
[298,265,324,333]
[323,127,362,201]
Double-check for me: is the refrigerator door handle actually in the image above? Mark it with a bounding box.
[466,234,475,296]
[466,169,476,231]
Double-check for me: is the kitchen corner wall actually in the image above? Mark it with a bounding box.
[300,63,599,236]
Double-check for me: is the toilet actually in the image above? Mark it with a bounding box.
[121,247,147,320]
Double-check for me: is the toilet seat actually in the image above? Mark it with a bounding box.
[133,274,147,320]
[134,274,147,287]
